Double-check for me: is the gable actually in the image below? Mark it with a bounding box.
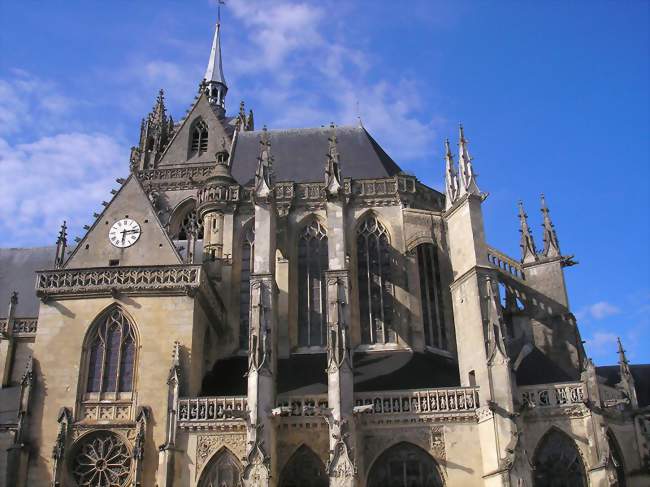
[158,92,233,166]
[65,176,182,268]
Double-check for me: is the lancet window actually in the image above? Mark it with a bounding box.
[357,215,394,344]
[190,119,209,156]
[85,308,137,396]
[297,219,328,347]
[416,243,447,350]
[239,226,255,350]
[198,449,242,487]
[533,429,587,487]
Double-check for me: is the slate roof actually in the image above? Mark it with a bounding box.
[515,347,578,386]
[0,246,54,319]
[201,351,460,396]
[229,126,403,186]
[597,364,650,408]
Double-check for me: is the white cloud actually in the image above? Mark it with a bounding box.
[584,331,618,357]
[576,301,621,321]
[0,133,127,247]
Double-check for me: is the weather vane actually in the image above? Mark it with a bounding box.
[218,0,225,24]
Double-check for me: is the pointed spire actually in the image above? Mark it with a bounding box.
[540,194,561,258]
[444,138,459,210]
[254,126,274,199]
[518,201,538,264]
[54,221,67,269]
[617,337,631,375]
[457,124,481,196]
[151,89,167,124]
[325,123,343,195]
[616,337,638,408]
[203,16,228,110]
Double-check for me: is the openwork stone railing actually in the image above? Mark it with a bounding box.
[36,265,202,298]
[487,247,526,280]
[355,387,480,415]
[0,317,38,335]
[276,394,329,417]
[138,164,214,182]
[520,382,585,409]
[178,396,247,423]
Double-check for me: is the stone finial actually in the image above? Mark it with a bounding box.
[457,124,481,197]
[444,138,459,210]
[254,126,274,199]
[616,337,638,408]
[55,221,68,269]
[518,201,538,264]
[325,123,343,196]
[540,194,561,258]
[617,337,631,376]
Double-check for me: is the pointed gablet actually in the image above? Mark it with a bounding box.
[457,124,481,197]
[540,194,561,258]
[518,201,538,264]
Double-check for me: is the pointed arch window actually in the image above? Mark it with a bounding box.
[191,119,209,156]
[239,226,255,350]
[533,429,587,487]
[279,445,327,487]
[357,215,394,344]
[416,243,447,350]
[367,442,443,487]
[85,308,137,396]
[198,448,242,487]
[298,219,328,347]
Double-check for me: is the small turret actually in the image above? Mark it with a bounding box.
[203,18,228,113]
[518,201,538,264]
[54,221,67,268]
[540,194,561,258]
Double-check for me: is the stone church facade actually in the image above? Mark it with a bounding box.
[0,18,648,487]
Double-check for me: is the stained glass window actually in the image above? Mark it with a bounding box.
[367,442,443,487]
[533,429,587,487]
[198,449,243,487]
[279,445,327,487]
[72,431,132,487]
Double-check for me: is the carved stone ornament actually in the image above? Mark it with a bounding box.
[196,433,247,477]
[328,440,356,479]
[243,443,270,485]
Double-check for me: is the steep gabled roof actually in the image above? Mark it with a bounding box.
[229,125,403,186]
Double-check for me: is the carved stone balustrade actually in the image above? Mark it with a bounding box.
[355,387,480,416]
[275,394,328,417]
[35,265,202,299]
[177,396,247,428]
[0,317,38,336]
[519,382,586,409]
[137,164,215,191]
[487,247,526,280]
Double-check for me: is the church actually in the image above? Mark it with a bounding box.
[0,15,648,487]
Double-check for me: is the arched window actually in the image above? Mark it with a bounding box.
[279,445,327,487]
[178,209,203,240]
[298,219,328,347]
[357,215,393,344]
[416,243,446,350]
[198,448,243,487]
[239,226,255,350]
[85,308,137,396]
[367,442,443,487]
[191,119,209,156]
[533,429,587,487]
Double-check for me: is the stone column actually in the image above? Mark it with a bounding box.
[445,193,520,487]
[243,177,278,487]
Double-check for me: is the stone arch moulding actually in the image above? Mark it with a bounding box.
[532,425,588,487]
[197,444,245,487]
[366,441,445,487]
[168,197,198,240]
[406,232,435,254]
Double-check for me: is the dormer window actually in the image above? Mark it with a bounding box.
[190,119,209,156]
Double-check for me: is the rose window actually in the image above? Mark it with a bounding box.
[72,431,132,487]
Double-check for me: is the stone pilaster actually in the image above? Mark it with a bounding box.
[0,291,18,388]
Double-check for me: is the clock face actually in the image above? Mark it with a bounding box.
[108,218,141,248]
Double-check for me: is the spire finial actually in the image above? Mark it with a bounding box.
[457,123,481,197]
[540,193,561,258]
[54,221,68,269]
[444,138,459,210]
[617,337,629,367]
[204,5,228,111]
[518,201,538,264]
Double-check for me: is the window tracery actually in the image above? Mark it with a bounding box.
[367,442,443,487]
[416,243,446,350]
[198,449,243,487]
[177,209,203,240]
[279,445,327,487]
[356,215,394,344]
[533,429,587,487]
[71,431,132,487]
[298,219,328,347]
[239,226,255,350]
[191,119,209,156]
[85,308,136,396]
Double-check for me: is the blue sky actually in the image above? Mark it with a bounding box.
[1,1,648,366]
